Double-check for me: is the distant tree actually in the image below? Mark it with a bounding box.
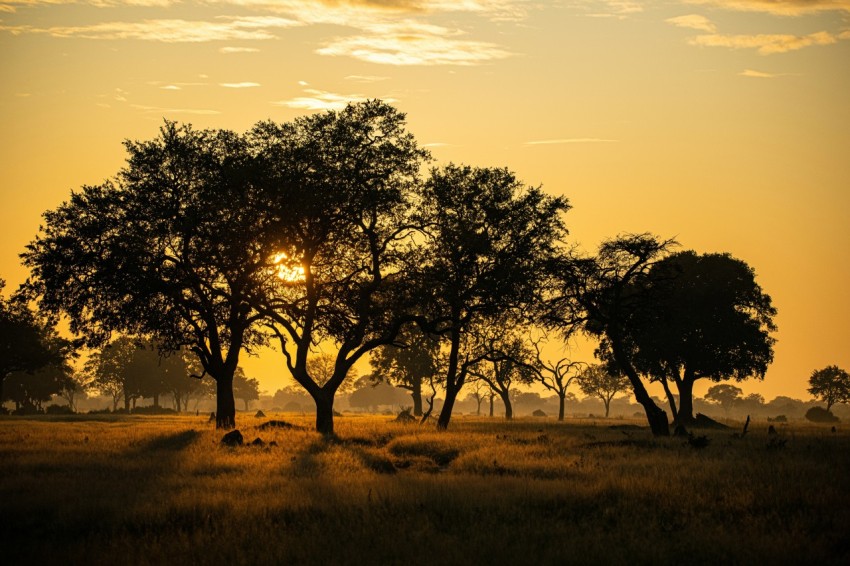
[1,279,73,408]
[705,383,743,418]
[469,335,535,420]
[518,334,585,421]
[576,364,630,418]
[413,164,570,430]
[807,365,850,411]
[805,406,840,424]
[370,328,441,417]
[621,251,776,426]
[465,379,491,416]
[22,122,268,428]
[233,368,260,411]
[248,101,429,435]
[550,234,677,435]
[56,371,90,413]
[348,380,410,412]
[85,338,133,411]
[164,351,200,412]
[4,364,75,413]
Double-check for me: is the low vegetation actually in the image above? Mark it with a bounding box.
[2,414,848,564]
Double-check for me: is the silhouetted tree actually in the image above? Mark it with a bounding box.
[56,371,89,413]
[22,122,267,428]
[705,383,743,418]
[576,364,629,418]
[518,333,585,421]
[248,101,428,435]
[550,234,676,435]
[369,327,441,416]
[233,368,260,411]
[469,334,535,420]
[623,251,776,425]
[413,164,570,430]
[1,279,72,408]
[808,365,850,411]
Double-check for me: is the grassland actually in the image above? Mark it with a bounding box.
[1,413,848,565]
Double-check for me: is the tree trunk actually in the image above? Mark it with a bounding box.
[215,376,236,429]
[412,378,423,417]
[676,377,695,426]
[153,393,160,408]
[612,341,669,436]
[500,391,513,420]
[558,392,566,421]
[437,383,460,430]
[312,388,335,437]
[123,394,130,411]
[489,394,494,417]
[603,398,611,418]
[659,377,679,423]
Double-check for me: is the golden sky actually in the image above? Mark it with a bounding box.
[1,0,848,402]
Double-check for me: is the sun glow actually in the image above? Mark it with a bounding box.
[272,252,305,283]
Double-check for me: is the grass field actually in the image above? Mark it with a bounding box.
[1,413,848,565]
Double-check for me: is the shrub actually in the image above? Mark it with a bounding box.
[767,415,787,423]
[805,406,839,423]
[45,404,74,415]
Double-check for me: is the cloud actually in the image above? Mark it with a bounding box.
[666,14,716,33]
[272,88,371,111]
[690,30,842,54]
[739,69,778,77]
[219,46,260,53]
[345,74,390,82]
[684,0,850,17]
[524,138,618,145]
[131,103,221,115]
[220,81,261,88]
[317,21,511,65]
[160,85,181,90]
[0,16,302,42]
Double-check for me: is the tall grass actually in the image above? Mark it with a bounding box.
[1,414,848,565]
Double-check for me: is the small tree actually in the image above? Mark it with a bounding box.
[369,328,441,417]
[705,383,743,418]
[233,369,260,411]
[807,365,850,411]
[469,335,535,421]
[576,364,630,418]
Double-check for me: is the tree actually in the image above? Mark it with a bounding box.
[369,327,441,416]
[625,251,777,426]
[469,335,535,420]
[517,334,585,421]
[233,368,260,411]
[248,101,429,435]
[22,122,268,428]
[57,370,89,413]
[4,364,75,413]
[551,234,676,435]
[576,364,630,418]
[808,365,850,411]
[413,164,570,430]
[1,279,73,408]
[705,383,742,417]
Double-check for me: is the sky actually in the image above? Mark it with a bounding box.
[1,0,848,403]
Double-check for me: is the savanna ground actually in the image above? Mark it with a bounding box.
[1,413,848,565]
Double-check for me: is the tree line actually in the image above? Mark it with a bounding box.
[4,99,816,435]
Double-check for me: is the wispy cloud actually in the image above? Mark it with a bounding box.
[317,21,511,65]
[684,0,850,17]
[131,103,221,115]
[690,30,843,54]
[666,14,716,33]
[272,88,372,111]
[160,85,181,90]
[524,138,618,145]
[739,68,779,78]
[345,74,390,83]
[0,16,302,42]
[219,46,260,54]
[220,81,261,88]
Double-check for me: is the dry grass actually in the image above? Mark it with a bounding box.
[1,413,848,565]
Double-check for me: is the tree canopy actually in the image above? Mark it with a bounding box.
[808,365,850,411]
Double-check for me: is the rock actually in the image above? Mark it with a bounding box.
[692,413,730,430]
[221,430,244,447]
[250,437,265,446]
[532,409,547,418]
[255,410,266,418]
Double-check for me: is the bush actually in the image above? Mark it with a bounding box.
[45,404,74,415]
[767,415,787,423]
[805,406,839,423]
[532,409,547,417]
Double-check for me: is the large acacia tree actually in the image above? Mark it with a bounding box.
[247,101,429,436]
[414,164,570,430]
[552,234,676,436]
[627,251,776,425]
[23,123,267,428]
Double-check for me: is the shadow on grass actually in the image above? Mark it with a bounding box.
[137,429,200,452]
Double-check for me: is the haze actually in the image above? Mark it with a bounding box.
[1,0,848,401]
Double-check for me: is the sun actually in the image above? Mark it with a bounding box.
[272,252,305,283]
